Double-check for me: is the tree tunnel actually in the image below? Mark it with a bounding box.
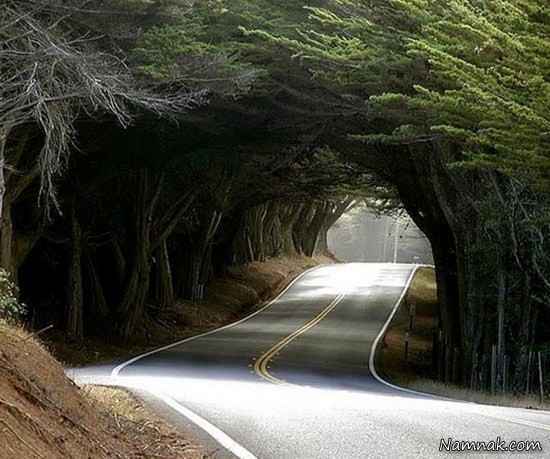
[14,124,547,395]
[6,67,548,397]
[2,0,549,401]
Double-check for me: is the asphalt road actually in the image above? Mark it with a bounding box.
[69,263,550,458]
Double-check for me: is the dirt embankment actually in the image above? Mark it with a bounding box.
[47,255,332,367]
[0,321,206,459]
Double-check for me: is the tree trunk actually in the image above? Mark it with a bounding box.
[279,203,301,256]
[293,203,315,254]
[0,127,8,223]
[315,223,330,255]
[262,201,281,257]
[154,239,175,309]
[111,238,127,289]
[233,205,268,263]
[116,170,157,341]
[0,197,15,278]
[185,210,222,300]
[0,127,11,280]
[0,129,37,284]
[83,250,110,329]
[66,205,84,341]
[302,202,327,257]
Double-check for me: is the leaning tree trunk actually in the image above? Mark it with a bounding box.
[293,203,316,254]
[116,170,158,341]
[262,201,281,258]
[279,203,301,256]
[232,205,268,263]
[315,224,330,255]
[373,140,464,384]
[361,136,546,389]
[153,239,175,309]
[117,239,151,341]
[83,250,110,325]
[301,202,327,257]
[185,209,222,301]
[111,238,127,291]
[313,198,355,257]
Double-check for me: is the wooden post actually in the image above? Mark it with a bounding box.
[526,350,533,396]
[538,352,544,406]
[409,302,416,331]
[438,329,445,381]
[502,355,509,394]
[444,342,451,383]
[452,347,459,383]
[479,366,483,392]
[470,352,478,391]
[432,330,439,378]
[479,357,484,391]
[491,345,497,395]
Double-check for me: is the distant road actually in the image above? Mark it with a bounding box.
[70,263,550,458]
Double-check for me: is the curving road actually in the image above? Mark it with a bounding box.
[69,263,550,458]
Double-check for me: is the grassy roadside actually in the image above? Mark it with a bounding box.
[376,267,550,411]
[46,255,332,367]
[376,267,437,383]
[84,386,209,457]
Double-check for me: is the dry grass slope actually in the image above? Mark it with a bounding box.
[378,267,550,410]
[48,255,331,367]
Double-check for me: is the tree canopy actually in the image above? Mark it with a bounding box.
[1,0,550,394]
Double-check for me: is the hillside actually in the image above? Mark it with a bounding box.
[0,320,205,459]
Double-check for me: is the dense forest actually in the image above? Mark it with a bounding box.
[1,0,549,395]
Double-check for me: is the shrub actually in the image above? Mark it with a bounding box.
[0,269,26,322]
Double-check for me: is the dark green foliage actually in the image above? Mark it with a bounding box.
[5,0,549,395]
[244,0,550,388]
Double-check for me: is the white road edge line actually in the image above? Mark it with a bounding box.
[110,263,325,459]
[112,264,324,377]
[155,391,258,459]
[369,264,550,432]
[368,264,436,398]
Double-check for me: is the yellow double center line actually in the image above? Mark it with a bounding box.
[253,293,346,385]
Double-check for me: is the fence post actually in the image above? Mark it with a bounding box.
[409,301,416,331]
[452,347,459,383]
[479,359,484,391]
[526,350,533,396]
[404,331,410,362]
[438,329,445,381]
[444,342,451,383]
[470,352,478,391]
[491,345,497,395]
[432,330,438,376]
[538,351,544,406]
[503,355,508,394]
